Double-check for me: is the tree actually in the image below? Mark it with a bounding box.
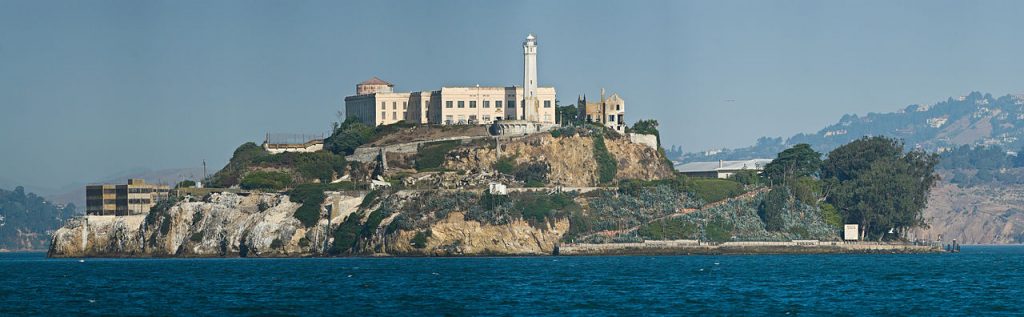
[627,119,661,147]
[821,136,938,241]
[324,117,376,155]
[762,143,822,185]
[556,104,580,126]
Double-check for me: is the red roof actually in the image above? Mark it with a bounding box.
[359,77,392,86]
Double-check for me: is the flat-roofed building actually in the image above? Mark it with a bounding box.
[674,159,773,179]
[86,179,171,216]
[344,35,556,127]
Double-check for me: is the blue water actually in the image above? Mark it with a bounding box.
[1,247,1022,316]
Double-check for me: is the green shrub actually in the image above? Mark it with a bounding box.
[270,238,284,249]
[636,218,699,240]
[759,187,789,231]
[240,171,293,191]
[209,142,270,187]
[688,178,744,203]
[360,190,380,209]
[494,156,516,175]
[289,184,327,227]
[411,230,431,248]
[176,180,197,189]
[361,208,390,237]
[299,237,311,248]
[250,151,347,183]
[819,202,842,229]
[592,134,618,184]
[705,219,734,242]
[415,140,461,170]
[513,192,578,228]
[330,213,363,254]
[729,170,761,186]
[325,117,376,155]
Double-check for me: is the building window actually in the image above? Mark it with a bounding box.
[608,115,615,122]
[446,101,453,108]
[496,100,503,108]
[402,111,406,119]
[483,115,490,122]
[544,100,551,108]
[458,115,466,124]
[392,102,397,110]
[616,104,621,111]
[403,102,407,109]
[445,115,453,124]
[483,101,490,108]
[521,100,525,107]
[507,100,515,108]
[381,102,386,109]
[469,101,476,108]
[458,101,465,108]
[394,112,398,120]
[381,111,386,120]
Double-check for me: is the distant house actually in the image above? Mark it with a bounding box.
[674,159,773,179]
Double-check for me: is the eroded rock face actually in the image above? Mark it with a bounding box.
[49,191,572,257]
[48,193,329,257]
[385,212,569,256]
[446,134,673,187]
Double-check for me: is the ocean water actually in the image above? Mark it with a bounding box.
[1,247,1022,316]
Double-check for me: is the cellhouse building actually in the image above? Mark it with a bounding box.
[343,34,557,127]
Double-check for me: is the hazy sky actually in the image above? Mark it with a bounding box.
[3,0,1024,189]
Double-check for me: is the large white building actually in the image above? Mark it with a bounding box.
[344,34,556,127]
[674,159,773,179]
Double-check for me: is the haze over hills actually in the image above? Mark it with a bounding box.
[673,91,1024,163]
[668,91,1024,244]
[5,167,210,209]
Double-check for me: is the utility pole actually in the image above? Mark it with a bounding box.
[202,160,207,186]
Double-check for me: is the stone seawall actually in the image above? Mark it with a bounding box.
[559,240,942,256]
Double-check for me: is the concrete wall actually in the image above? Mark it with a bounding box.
[628,133,658,150]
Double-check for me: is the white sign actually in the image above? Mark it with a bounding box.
[844,224,859,241]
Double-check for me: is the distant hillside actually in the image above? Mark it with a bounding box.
[677,91,1024,162]
[0,186,78,251]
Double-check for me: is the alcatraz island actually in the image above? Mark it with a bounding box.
[49,34,941,258]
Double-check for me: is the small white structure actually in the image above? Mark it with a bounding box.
[262,133,325,154]
[674,159,772,179]
[488,182,508,195]
[844,224,859,241]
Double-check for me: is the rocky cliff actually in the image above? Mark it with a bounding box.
[913,182,1024,244]
[446,133,673,187]
[50,193,329,257]
[49,191,573,257]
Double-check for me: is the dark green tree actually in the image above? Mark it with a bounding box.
[762,143,822,185]
[821,136,938,240]
[626,119,661,146]
[324,117,376,156]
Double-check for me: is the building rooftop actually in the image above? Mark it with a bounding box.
[674,159,773,173]
[359,77,393,86]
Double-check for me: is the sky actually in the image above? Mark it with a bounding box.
[2,0,1024,190]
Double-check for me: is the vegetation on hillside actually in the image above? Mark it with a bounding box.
[210,143,348,189]
[0,187,78,250]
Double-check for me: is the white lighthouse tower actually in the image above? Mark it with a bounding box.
[523,33,539,122]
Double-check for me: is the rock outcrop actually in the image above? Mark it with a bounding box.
[49,193,332,257]
[386,212,568,256]
[446,134,673,187]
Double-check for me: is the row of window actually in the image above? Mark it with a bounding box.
[381,111,407,121]
[444,100,553,109]
[381,101,408,110]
